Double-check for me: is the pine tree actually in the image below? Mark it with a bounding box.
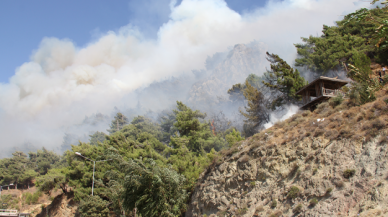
[108,112,129,134]
[263,52,307,108]
[239,81,270,136]
[119,159,188,217]
[89,131,107,146]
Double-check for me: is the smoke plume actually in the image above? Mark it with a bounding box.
[0,0,371,157]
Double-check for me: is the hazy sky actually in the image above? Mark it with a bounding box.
[0,0,371,157]
[0,0,270,83]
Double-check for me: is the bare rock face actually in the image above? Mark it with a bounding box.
[188,43,268,105]
[35,192,79,217]
[186,136,388,217]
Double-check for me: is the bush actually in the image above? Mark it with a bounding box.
[79,195,109,217]
[269,210,283,217]
[270,200,277,208]
[250,181,256,187]
[326,188,333,195]
[315,102,330,114]
[313,168,318,175]
[309,198,318,206]
[236,207,248,215]
[329,94,344,107]
[287,186,300,199]
[293,204,303,213]
[343,169,356,179]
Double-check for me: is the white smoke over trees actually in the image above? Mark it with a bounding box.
[0,0,371,157]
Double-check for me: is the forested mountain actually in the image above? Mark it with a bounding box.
[1,2,388,217]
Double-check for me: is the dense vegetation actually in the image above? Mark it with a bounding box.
[1,2,388,216]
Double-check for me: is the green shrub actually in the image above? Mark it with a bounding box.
[326,188,333,195]
[293,204,303,213]
[79,195,109,217]
[343,169,356,178]
[250,181,256,187]
[269,210,283,217]
[31,191,41,204]
[309,198,318,206]
[329,94,344,107]
[287,186,300,199]
[270,200,277,208]
[236,207,248,215]
[313,168,318,174]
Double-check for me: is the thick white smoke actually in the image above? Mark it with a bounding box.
[0,0,371,157]
[264,105,300,129]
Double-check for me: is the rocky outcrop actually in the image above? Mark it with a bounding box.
[188,43,268,104]
[36,192,79,217]
[186,135,388,217]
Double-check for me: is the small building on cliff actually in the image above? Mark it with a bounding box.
[296,76,349,110]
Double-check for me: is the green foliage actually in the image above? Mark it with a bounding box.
[270,200,277,208]
[29,147,63,175]
[326,188,333,195]
[107,112,129,134]
[118,158,188,217]
[172,101,227,153]
[240,81,270,136]
[293,204,303,213]
[0,151,28,186]
[236,207,248,215]
[89,131,107,146]
[0,195,13,209]
[36,168,68,195]
[23,191,41,205]
[287,186,300,199]
[343,169,356,178]
[310,198,318,206]
[329,93,344,107]
[225,129,244,147]
[347,51,379,105]
[250,181,256,187]
[295,29,370,73]
[79,195,110,217]
[227,83,246,102]
[262,52,308,106]
[344,7,388,51]
[158,110,178,143]
[227,74,262,103]
[295,6,388,76]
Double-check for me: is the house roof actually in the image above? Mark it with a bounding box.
[296,76,350,95]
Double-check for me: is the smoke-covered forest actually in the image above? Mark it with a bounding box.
[1,1,388,216]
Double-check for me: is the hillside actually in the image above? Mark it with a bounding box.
[186,90,388,217]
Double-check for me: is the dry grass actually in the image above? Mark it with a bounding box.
[269,210,282,217]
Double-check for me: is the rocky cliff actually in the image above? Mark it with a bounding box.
[188,43,268,105]
[186,94,388,217]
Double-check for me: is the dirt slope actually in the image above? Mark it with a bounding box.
[186,91,388,217]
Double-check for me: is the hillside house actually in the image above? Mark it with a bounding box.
[296,76,349,110]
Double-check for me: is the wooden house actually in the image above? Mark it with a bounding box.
[296,76,349,110]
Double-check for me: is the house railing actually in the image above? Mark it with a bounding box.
[323,88,345,96]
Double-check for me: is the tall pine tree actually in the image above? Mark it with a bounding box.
[108,113,129,134]
[263,52,307,108]
[239,81,270,136]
